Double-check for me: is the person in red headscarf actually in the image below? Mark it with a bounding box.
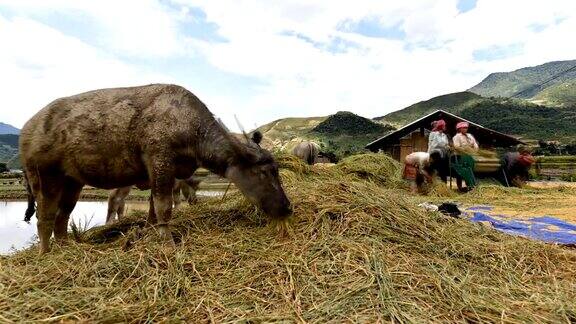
[453,121,478,153]
[501,146,536,187]
[428,119,450,182]
[452,121,479,192]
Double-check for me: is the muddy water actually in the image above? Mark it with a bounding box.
[0,191,223,254]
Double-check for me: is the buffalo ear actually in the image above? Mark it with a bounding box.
[239,148,261,165]
[231,140,261,165]
[251,131,263,145]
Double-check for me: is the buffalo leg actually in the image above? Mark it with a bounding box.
[182,181,198,205]
[180,182,192,204]
[54,178,83,242]
[146,194,157,225]
[117,199,126,221]
[106,189,119,224]
[183,176,200,205]
[172,182,182,209]
[36,176,64,254]
[106,186,131,224]
[149,159,175,243]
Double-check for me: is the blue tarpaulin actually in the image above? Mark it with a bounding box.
[466,206,576,245]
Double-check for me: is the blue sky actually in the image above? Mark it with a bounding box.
[457,0,478,13]
[0,0,575,131]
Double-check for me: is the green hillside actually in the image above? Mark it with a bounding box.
[468,59,576,106]
[312,112,395,158]
[532,79,576,107]
[256,116,327,147]
[313,111,393,135]
[374,92,576,142]
[374,92,484,126]
[258,112,394,159]
[458,101,576,141]
[0,134,19,170]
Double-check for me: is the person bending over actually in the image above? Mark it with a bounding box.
[403,152,433,193]
[502,146,535,187]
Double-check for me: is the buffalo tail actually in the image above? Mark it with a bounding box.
[24,173,36,222]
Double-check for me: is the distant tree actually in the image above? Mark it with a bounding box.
[565,143,576,155]
[0,162,8,173]
[535,140,569,155]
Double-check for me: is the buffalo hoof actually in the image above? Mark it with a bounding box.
[157,225,176,245]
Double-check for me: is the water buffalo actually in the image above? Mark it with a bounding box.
[106,186,132,225]
[172,176,201,207]
[292,141,321,165]
[106,177,201,225]
[20,84,292,254]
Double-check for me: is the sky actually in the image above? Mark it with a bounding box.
[0,0,575,132]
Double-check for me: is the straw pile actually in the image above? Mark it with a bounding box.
[335,153,404,188]
[1,154,575,322]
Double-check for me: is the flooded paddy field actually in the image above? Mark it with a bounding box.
[0,190,224,254]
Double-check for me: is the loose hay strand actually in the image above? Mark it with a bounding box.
[0,153,575,322]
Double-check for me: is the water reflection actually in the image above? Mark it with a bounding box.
[0,191,222,254]
[0,201,146,254]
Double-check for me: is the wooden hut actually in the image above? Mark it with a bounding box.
[366,110,523,165]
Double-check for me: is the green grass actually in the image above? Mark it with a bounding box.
[0,185,150,201]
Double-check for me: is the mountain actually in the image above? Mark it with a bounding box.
[532,79,576,107]
[374,92,484,126]
[374,92,576,142]
[258,112,394,159]
[457,101,576,142]
[313,111,393,135]
[375,60,576,142]
[468,60,576,107]
[0,122,20,135]
[257,116,327,147]
[0,134,20,169]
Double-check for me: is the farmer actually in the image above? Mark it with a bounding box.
[427,119,450,182]
[451,122,478,192]
[403,152,433,193]
[453,121,478,153]
[501,146,536,187]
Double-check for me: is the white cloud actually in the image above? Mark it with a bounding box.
[0,14,175,128]
[180,0,576,128]
[1,0,576,131]
[0,0,184,58]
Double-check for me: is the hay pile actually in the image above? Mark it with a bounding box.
[335,153,405,188]
[1,154,575,322]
